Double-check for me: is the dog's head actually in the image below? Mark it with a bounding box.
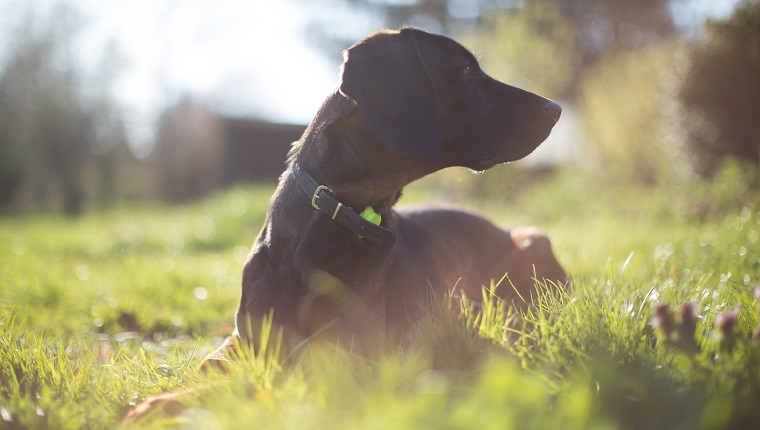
[339,27,561,171]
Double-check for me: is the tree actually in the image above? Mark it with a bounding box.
[678,0,760,173]
[150,97,224,202]
[297,0,677,98]
[0,4,129,214]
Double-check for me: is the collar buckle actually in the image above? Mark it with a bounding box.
[311,185,333,211]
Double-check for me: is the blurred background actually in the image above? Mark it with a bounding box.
[0,0,757,215]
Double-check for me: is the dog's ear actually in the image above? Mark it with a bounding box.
[339,29,442,159]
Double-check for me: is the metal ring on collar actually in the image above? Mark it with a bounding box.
[311,185,333,210]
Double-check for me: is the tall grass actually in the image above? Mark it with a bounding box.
[1,166,759,429]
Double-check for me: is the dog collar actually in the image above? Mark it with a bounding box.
[290,163,396,245]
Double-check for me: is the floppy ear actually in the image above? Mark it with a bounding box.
[339,30,443,159]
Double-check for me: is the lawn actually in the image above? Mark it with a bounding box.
[1,165,759,429]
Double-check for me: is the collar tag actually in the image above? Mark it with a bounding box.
[360,206,381,225]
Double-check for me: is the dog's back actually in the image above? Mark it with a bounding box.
[384,206,565,330]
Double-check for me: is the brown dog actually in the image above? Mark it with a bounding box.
[125,26,566,423]
[216,27,565,358]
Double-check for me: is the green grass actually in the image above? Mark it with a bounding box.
[1,166,759,429]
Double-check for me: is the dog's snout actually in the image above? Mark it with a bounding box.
[543,101,562,122]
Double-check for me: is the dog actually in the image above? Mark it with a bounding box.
[215,26,565,358]
[125,27,565,422]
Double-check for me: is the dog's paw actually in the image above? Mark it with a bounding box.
[122,389,194,425]
[509,226,567,287]
[509,226,549,250]
[198,335,237,373]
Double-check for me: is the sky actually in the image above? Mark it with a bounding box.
[74,0,348,152]
[2,0,362,154]
[74,0,342,122]
[0,0,743,157]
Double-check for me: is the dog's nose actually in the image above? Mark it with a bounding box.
[543,100,562,122]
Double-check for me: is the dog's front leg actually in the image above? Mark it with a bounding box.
[296,270,386,354]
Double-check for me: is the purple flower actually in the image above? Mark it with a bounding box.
[677,302,699,353]
[651,303,675,344]
[716,307,740,351]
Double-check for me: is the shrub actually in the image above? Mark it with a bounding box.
[578,46,678,185]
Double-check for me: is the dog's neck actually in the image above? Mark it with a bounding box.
[289,99,400,213]
[288,91,444,214]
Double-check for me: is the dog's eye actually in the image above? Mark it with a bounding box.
[462,65,471,78]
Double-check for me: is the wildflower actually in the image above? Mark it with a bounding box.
[715,307,740,352]
[677,302,699,354]
[651,303,675,344]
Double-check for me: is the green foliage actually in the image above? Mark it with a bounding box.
[578,1,760,183]
[2,165,760,428]
[578,45,678,185]
[462,1,579,99]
